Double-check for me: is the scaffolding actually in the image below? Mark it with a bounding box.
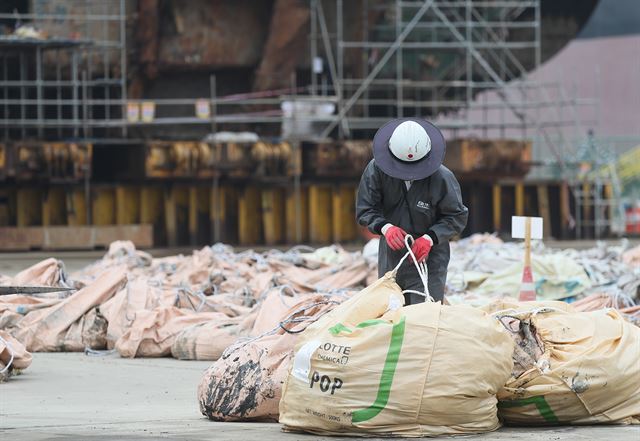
[0,0,127,141]
[0,0,596,149]
[309,0,543,137]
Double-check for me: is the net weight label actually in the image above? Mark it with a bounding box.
[310,371,343,395]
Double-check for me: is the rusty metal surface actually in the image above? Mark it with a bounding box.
[145,141,217,178]
[6,143,92,182]
[444,139,532,178]
[157,0,272,69]
[253,0,309,91]
[302,140,372,178]
[144,141,296,179]
[0,225,153,251]
[137,0,160,80]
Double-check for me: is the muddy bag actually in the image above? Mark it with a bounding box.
[279,272,514,437]
[494,307,640,425]
[197,295,340,421]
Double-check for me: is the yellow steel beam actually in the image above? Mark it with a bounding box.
[560,183,571,233]
[116,186,140,225]
[537,184,552,238]
[17,188,42,227]
[42,187,66,226]
[92,188,116,226]
[140,186,164,225]
[492,184,502,232]
[309,185,332,244]
[286,187,309,243]
[238,186,262,245]
[583,182,592,226]
[188,186,210,245]
[515,183,525,216]
[164,185,189,247]
[0,187,12,226]
[332,185,357,242]
[66,188,87,226]
[604,183,614,225]
[262,188,285,245]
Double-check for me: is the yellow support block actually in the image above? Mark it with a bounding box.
[262,188,285,245]
[286,187,309,243]
[66,188,87,226]
[17,188,42,227]
[492,184,502,232]
[309,185,332,244]
[515,183,525,216]
[332,185,357,242]
[238,186,262,245]
[42,187,66,226]
[116,186,140,225]
[92,187,116,226]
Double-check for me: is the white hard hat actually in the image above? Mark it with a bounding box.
[388,120,431,162]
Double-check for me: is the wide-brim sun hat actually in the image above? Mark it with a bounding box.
[372,118,446,180]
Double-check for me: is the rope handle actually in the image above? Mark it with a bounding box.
[391,234,434,303]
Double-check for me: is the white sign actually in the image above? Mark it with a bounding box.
[126,102,139,122]
[512,216,543,239]
[313,56,323,74]
[141,101,155,122]
[195,99,211,119]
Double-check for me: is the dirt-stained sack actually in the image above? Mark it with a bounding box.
[279,273,514,437]
[171,318,241,360]
[198,295,340,422]
[493,306,640,425]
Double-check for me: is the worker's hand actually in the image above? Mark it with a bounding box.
[411,235,433,262]
[381,224,407,251]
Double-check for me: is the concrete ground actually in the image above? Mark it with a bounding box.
[1,353,638,441]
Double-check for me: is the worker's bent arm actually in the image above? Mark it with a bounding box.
[356,160,390,234]
[429,168,468,243]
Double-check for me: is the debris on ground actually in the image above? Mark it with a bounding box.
[445,235,640,313]
[0,241,372,361]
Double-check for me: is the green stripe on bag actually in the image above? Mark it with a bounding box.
[351,317,406,424]
[329,319,388,336]
[498,396,559,423]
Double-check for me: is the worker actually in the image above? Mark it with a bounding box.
[356,118,468,304]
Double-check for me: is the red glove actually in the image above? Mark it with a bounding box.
[382,225,407,251]
[411,235,433,262]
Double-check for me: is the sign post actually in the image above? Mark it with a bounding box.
[512,216,543,301]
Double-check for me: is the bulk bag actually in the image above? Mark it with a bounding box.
[279,273,514,437]
[494,307,640,425]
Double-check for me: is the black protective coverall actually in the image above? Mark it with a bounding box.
[356,160,468,303]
